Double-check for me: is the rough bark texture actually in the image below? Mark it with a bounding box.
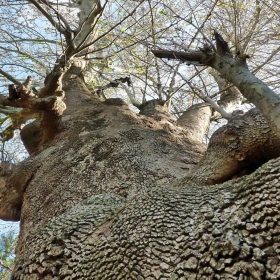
[12,157,280,279]
[7,76,280,279]
[179,108,280,186]
[177,103,212,142]
[5,74,205,266]
[1,55,279,279]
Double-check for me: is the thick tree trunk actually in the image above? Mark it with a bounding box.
[12,154,280,279]
[4,73,205,271]
[1,58,279,279]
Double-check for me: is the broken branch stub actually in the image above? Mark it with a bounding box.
[214,31,232,55]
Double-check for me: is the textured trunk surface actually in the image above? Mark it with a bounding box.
[9,75,205,275]
[177,103,212,142]
[6,76,280,279]
[12,158,280,279]
[179,108,280,186]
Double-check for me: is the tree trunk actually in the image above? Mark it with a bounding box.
[1,65,279,279]
[178,108,280,186]
[4,72,204,273]
[177,103,212,142]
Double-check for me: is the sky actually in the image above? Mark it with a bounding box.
[0,221,19,235]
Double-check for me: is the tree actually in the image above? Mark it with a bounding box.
[0,0,280,279]
[0,228,17,280]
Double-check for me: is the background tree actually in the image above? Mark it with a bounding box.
[0,0,279,279]
[0,227,17,280]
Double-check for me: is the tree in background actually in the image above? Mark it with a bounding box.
[0,228,17,280]
[0,0,279,279]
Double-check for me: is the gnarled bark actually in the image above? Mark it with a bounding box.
[179,108,280,186]
[12,156,280,279]
[0,73,205,260]
[1,31,280,278]
[7,72,280,279]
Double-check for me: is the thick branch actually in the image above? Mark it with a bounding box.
[153,32,280,137]
[212,54,280,137]
[177,103,212,142]
[71,0,104,53]
[0,94,66,116]
[39,57,72,98]
[0,107,39,142]
[179,109,280,186]
[152,49,211,66]
[0,64,68,146]
[214,30,232,55]
[0,70,66,115]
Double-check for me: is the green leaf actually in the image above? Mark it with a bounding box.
[159,10,168,15]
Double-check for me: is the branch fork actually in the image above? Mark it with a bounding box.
[152,31,280,137]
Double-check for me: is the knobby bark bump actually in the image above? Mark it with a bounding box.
[0,34,279,279]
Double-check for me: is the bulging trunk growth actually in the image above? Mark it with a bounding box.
[1,31,280,277]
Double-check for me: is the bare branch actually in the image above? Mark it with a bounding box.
[28,0,67,35]
[0,68,21,85]
[187,0,219,48]
[0,38,60,44]
[188,82,232,119]
[240,0,261,53]
[98,74,141,107]
[252,46,280,74]
[0,260,12,271]
[0,45,46,67]
[152,49,211,65]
